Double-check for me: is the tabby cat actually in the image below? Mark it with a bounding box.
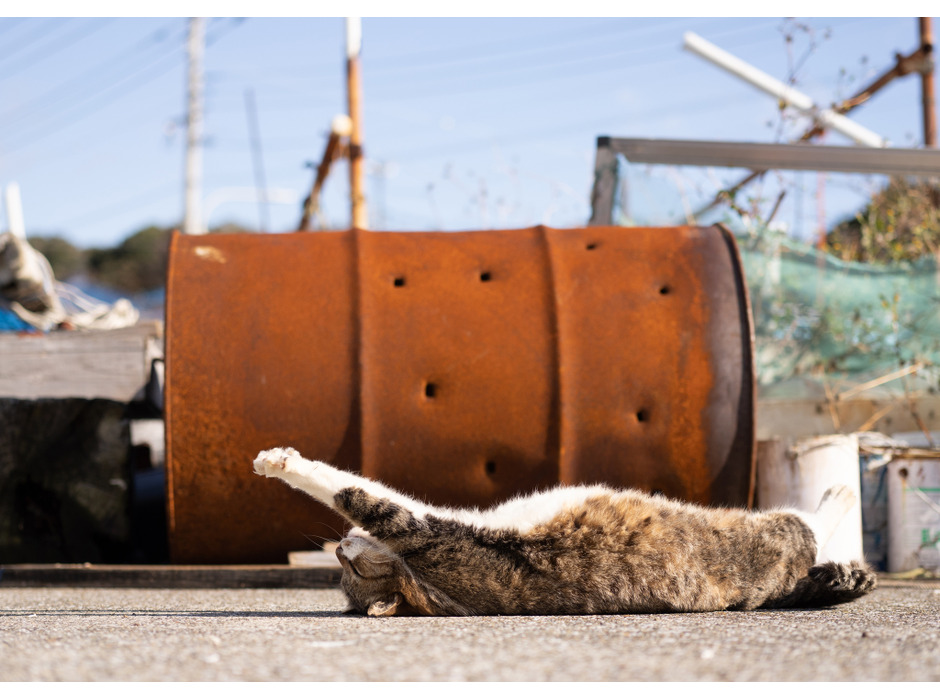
[253,447,875,616]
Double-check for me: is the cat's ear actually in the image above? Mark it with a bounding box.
[367,593,403,617]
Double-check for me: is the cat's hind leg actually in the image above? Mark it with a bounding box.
[762,560,876,609]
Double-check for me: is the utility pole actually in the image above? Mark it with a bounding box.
[184,17,205,234]
[921,17,937,147]
[346,17,368,229]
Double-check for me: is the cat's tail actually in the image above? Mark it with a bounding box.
[762,560,876,609]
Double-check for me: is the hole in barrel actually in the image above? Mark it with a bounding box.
[393,276,406,287]
[485,460,497,475]
[424,382,437,399]
[636,409,649,423]
[480,271,492,282]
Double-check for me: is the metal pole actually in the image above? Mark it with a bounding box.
[298,115,350,231]
[921,17,937,147]
[692,44,925,220]
[346,17,368,229]
[683,32,888,147]
[184,18,205,234]
[588,137,617,226]
[4,183,26,238]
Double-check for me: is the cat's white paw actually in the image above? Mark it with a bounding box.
[253,447,302,477]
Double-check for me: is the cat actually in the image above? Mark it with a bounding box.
[253,447,875,616]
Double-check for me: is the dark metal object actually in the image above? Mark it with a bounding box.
[165,226,754,563]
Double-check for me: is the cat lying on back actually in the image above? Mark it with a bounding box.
[253,447,875,616]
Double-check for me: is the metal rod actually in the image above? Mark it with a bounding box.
[4,182,26,238]
[693,37,932,220]
[298,121,346,231]
[683,32,888,148]
[588,137,617,226]
[609,138,940,177]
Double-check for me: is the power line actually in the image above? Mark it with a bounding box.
[366,20,784,100]
[0,18,68,62]
[366,17,722,75]
[2,18,246,156]
[0,19,114,78]
[379,92,759,165]
[0,19,186,129]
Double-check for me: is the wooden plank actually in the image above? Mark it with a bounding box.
[0,563,342,589]
[0,321,163,401]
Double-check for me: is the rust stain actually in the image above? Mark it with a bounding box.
[165,226,754,563]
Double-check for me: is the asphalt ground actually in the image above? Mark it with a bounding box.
[1,582,938,682]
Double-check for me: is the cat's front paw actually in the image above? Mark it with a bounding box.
[253,447,302,477]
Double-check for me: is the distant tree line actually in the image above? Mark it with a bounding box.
[26,180,940,295]
[28,222,253,294]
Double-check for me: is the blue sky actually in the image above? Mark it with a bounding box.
[0,14,935,248]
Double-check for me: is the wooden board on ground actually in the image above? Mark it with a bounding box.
[0,563,341,589]
[0,321,163,402]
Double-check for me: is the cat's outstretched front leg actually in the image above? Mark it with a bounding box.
[255,447,357,506]
[254,447,432,538]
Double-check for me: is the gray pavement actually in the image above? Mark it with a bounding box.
[1,583,938,681]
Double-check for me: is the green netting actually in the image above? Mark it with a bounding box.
[730,225,940,398]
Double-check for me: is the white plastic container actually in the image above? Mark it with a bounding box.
[886,459,940,573]
[757,434,864,563]
[887,432,940,573]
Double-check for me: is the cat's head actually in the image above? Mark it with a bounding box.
[335,528,433,616]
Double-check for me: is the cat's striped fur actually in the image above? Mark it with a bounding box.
[254,447,875,616]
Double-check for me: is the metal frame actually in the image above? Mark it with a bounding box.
[589,136,940,226]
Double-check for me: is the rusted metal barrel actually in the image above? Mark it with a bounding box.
[165,225,754,563]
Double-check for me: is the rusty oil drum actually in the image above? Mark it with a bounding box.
[165,225,754,563]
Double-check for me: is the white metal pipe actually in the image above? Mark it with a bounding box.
[683,32,888,148]
[346,17,361,59]
[4,182,26,239]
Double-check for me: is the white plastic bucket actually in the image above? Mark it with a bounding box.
[886,459,940,573]
[757,434,864,563]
